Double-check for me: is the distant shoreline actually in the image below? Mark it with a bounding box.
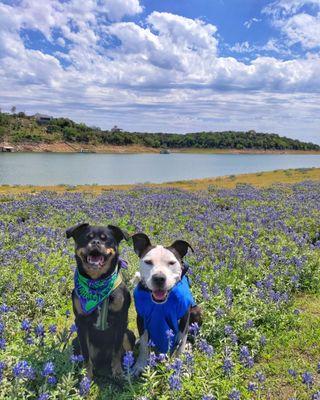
[2,141,320,154]
[1,167,319,194]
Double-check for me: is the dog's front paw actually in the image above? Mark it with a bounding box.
[131,358,148,377]
[111,358,124,380]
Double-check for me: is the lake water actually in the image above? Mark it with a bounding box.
[0,152,320,185]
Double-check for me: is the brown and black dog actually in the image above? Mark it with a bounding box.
[66,222,135,379]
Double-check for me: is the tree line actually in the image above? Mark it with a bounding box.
[1,112,319,150]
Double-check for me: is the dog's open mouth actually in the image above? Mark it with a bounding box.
[152,289,168,302]
[86,250,107,269]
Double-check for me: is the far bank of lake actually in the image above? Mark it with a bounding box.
[1,152,320,186]
[3,141,320,154]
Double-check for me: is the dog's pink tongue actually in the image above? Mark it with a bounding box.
[153,290,167,301]
[88,255,104,264]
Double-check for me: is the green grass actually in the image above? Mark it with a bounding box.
[252,294,320,399]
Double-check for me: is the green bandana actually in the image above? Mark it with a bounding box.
[74,269,122,315]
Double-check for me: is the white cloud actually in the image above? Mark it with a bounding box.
[100,0,143,21]
[244,17,261,28]
[264,0,320,49]
[280,12,320,48]
[264,0,320,16]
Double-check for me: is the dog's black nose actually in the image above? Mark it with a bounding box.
[91,239,100,246]
[152,273,166,286]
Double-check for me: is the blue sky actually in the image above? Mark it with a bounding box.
[0,0,320,143]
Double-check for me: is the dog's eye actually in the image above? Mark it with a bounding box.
[100,234,106,240]
[144,260,153,265]
[88,233,94,239]
[168,261,176,266]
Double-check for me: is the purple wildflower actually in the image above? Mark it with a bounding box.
[35,298,45,308]
[21,319,31,331]
[37,394,50,400]
[168,373,181,391]
[13,360,35,380]
[301,371,313,388]
[228,389,240,400]
[70,354,84,363]
[122,351,134,371]
[42,362,55,377]
[79,376,91,397]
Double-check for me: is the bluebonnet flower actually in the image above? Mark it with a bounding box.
[244,319,254,329]
[239,346,250,360]
[225,287,233,307]
[212,283,220,295]
[224,325,233,335]
[35,298,45,308]
[215,307,224,319]
[0,304,10,313]
[166,329,174,350]
[0,322,4,334]
[312,392,320,400]
[201,282,210,300]
[48,325,57,334]
[35,324,45,337]
[157,353,166,362]
[166,329,174,339]
[147,339,155,347]
[222,357,233,376]
[198,339,214,357]
[317,362,320,373]
[70,354,84,363]
[255,371,266,383]
[202,396,215,400]
[228,389,240,400]
[189,322,199,336]
[47,375,57,385]
[37,394,50,400]
[42,362,55,376]
[230,333,238,344]
[79,376,91,396]
[65,310,71,318]
[25,336,34,345]
[184,352,194,367]
[288,368,297,378]
[168,373,181,391]
[122,351,134,371]
[148,352,157,367]
[170,358,183,373]
[0,338,6,350]
[247,382,257,392]
[69,324,77,334]
[13,360,35,380]
[0,360,6,382]
[301,371,313,388]
[260,335,267,346]
[21,319,31,331]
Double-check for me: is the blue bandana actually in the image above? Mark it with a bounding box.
[134,275,196,354]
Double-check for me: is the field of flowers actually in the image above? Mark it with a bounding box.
[0,181,320,400]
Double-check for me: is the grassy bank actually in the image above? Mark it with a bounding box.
[1,167,319,194]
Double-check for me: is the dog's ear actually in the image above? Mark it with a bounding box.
[66,223,89,239]
[107,225,129,244]
[131,233,152,257]
[167,240,194,259]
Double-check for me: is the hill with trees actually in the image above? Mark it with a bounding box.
[0,111,319,151]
